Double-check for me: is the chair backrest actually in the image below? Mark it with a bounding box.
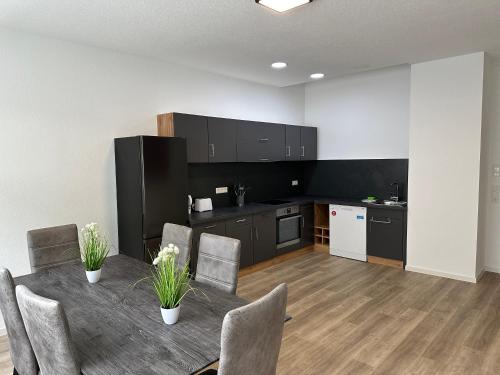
[0,269,38,375]
[160,223,192,269]
[195,233,241,294]
[16,285,80,375]
[218,283,288,375]
[27,224,80,273]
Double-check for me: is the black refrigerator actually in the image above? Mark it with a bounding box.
[114,136,188,262]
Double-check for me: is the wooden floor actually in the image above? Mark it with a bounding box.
[3,251,500,374]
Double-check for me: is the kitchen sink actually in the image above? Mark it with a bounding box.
[366,200,407,207]
[383,200,407,206]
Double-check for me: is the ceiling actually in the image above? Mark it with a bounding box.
[1,0,500,87]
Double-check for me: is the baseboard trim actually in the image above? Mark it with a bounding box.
[485,265,500,274]
[367,256,404,269]
[476,268,486,282]
[405,265,478,283]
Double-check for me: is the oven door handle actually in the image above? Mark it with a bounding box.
[278,214,303,222]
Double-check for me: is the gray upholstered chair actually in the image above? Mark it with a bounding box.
[201,283,288,375]
[27,224,80,273]
[16,285,81,375]
[0,269,38,375]
[195,233,241,294]
[161,223,193,269]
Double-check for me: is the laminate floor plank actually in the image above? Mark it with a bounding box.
[2,251,500,375]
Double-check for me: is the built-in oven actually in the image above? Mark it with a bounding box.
[276,205,302,251]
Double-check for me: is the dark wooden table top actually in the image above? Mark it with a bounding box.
[15,254,249,375]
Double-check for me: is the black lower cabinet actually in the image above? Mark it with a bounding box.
[367,208,406,263]
[225,216,254,268]
[253,211,277,263]
[191,221,226,273]
[300,204,314,247]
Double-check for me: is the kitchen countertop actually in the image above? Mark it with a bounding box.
[189,195,407,225]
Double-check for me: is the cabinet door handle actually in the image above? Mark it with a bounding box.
[255,227,259,241]
[204,224,216,229]
[301,216,305,228]
[259,138,269,143]
[235,218,247,223]
[286,146,291,157]
[370,218,392,224]
[209,143,215,157]
[301,146,305,157]
[259,158,269,161]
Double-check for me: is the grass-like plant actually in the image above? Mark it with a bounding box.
[151,244,192,309]
[80,223,110,271]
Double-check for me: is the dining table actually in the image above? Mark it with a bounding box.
[14,254,250,375]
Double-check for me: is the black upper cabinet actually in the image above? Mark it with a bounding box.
[253,211,277,264]
[285,126,301,161]
[172,113,209,163]
[237,122,285,162]
[207,117,237,163]
[300,126,318,160]
[158,112,316,163]
[367,208,406,261]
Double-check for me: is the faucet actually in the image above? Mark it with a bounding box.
[390,182,400,202]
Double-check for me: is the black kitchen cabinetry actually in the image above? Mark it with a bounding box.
[367,208,407,263]
[237,122,285,162]
[158,112,316,163]
[190,211,278,272]
[169,113,209,163]
[114,136,189,262]
[208,117,238,163]
[226,216,254,268]
[191,221,226,274]
[253,211,277,263]
[285,125,301,161]
[300,204,315,247]
[300,127,318,160]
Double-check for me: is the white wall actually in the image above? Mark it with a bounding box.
[406,53,485,282]
[0,28,305,329]
[304,65,410,160]
[478,56,500,274]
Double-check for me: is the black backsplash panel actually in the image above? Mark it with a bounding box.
[188,159,409,208]
[188,162,305,208]
[303,159,409,201]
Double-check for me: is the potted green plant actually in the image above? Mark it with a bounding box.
[151,244,192,325]
[80,223,109,283]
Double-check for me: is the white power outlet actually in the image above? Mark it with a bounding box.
[292,180,299,186]
[493,165,500,177]
[216,186,228,194]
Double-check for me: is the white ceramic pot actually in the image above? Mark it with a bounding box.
[85,269,101,284]
[161,306,180,325]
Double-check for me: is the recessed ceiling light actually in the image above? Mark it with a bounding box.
[310,73,325,80]
[256,0,313,13]
[271,62,288,69]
